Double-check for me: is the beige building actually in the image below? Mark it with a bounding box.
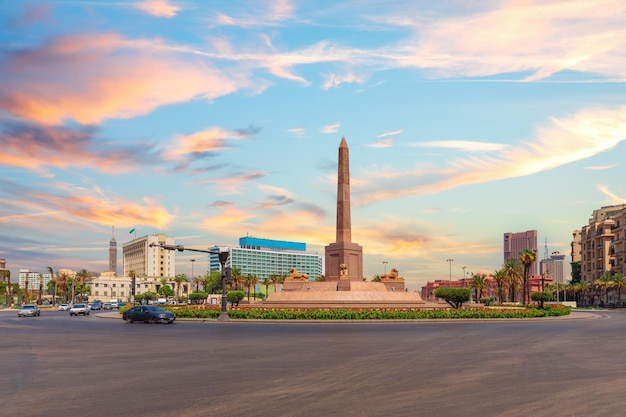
[122,234,176,278]
[89,272,191,302]
[579,204,626,286]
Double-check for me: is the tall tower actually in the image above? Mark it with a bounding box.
[109,226,117,275]
[325,137,363,287]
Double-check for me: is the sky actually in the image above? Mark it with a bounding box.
[1,0,625,290]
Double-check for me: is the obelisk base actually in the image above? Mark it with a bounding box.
[325,241,363,282]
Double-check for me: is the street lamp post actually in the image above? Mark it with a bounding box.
[383,261,388,276]
[190,259,195,288]
[462,266,466,281]
[218,248,230,322]
[446,259,454,284]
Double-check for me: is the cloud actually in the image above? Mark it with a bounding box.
[585,164,619,170]
[354,105,626,205]
[0,179,173,230]
[378,130,403,138]
[321,123,340,134]
[412,140,508,152]
[322,72,366,89]
[0,32,239,125]
[393,0,626,81]
[0,121,160,175]
[288,127,305,136]
[366,138,394,148]
[135,0,181,17]
[598,185,625,205]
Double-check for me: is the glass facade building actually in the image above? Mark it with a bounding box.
[209,237,323,281]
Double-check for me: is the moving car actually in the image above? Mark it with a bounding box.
[123,305,175,324]
[58,303,70,311]
[102,302,113,310]
[91,301,103,310]
[69,303,90,316]
[18,304,41,317]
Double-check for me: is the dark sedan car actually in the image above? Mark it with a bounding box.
[122,305,175,324]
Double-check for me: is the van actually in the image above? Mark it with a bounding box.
[157,298,167,305]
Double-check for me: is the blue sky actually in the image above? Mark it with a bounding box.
[1,0,624,289]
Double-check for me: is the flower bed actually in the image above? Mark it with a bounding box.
[159,304,570,320]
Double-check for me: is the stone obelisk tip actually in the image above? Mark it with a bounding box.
[340,136,347,147]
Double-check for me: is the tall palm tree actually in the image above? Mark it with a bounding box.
[173,274,189,300]
[520,249,537,305]
[611,273,626,306]
[231,267,242,290]
[1,269,11,306]
[244,274,258,301]
[269,274,280,292]
[261,276,271,298]
[38,273,43,304]
[76,269,92,302]
[470,274,488,302]
[502,258,522,303]
[492,269,507,303]
[47,266,57,305]
[24,271,29,303]
[595,272,614,305]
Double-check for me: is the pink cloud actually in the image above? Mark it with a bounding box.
[0,33,238,125]
[135,0,181,18]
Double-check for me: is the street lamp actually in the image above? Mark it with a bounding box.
[218,248,230,322]
[446,259,454,284]
[383,261,388,275]
[462,266,466,280]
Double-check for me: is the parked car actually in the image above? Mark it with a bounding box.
[102,302,113,310]
[91,301,103,310]
[18,304,41,317]
[117,302,127,309]
[69,303,90,316]
[122,305,175,324]
[58,303,70,311]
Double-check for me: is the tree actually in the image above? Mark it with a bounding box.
[611,273,626,306]
[189,291,208,304]
[231,267,242,290]
[47,266,57,305]
[520,249,537,305]
[315,275,326,282]
[76,269,93,302]
[261,277,271,298]
[492,269,507,303]
[371,274,381,282]
[530,291,551,309]
[1,269,11,306]
[227,290,245,307]
[244,274,258,301]
[502,259,522,303]
[129,270,137,303]
[570,261,581,284]
[470,274,488,302]
[595,272,614,305]
[173,274,189,301]
[434,287,470,309]
[269,274,280,292]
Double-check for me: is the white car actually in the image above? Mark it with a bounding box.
[18,304,41,317]
[58,303,70,311]
[69,303,90,316]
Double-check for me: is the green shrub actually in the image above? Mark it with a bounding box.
[530,291,552,308]
[434,287,471,309]
[480,296,496,306]
[227,290,245,306]
[189,291,208,304]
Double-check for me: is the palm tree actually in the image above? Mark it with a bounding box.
[24,271,29,303]
[56,271,69,302]
[47,266,57,305]
[492,269,507,303]
[611,273,626,307]
[231,267,243,290]
[502,258,522,303]
[1,269,11,306]
[520,249,537,305]
[371,274,381,282]
[595,272,614,305]
[76,269,92,302]
[470,274,488,302]
[269,274,280,292]
[261,277,271,298]
[38,273,43,305]
[173,274,188,300]
[244,274,258,301]
[129,270,137,303]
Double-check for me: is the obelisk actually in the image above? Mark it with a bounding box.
[325,137,363,288]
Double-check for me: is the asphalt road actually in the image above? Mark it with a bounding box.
[0,309,622,417]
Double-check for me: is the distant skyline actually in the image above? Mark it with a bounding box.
[1,0,625,290]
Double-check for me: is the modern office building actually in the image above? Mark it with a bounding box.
[540,251,566,285]
[503,230,538,275]
[122,234,176,278]
[579,204,626,285]
[209,237,323,281]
